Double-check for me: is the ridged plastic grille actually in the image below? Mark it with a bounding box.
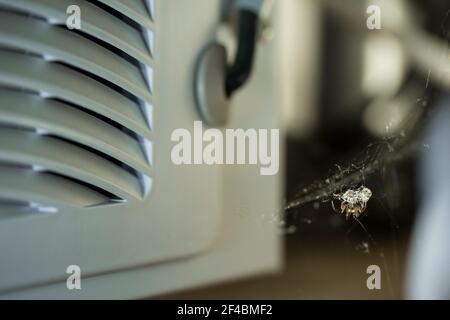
[0,0,155,211]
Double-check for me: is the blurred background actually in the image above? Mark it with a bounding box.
[162,0,450,299]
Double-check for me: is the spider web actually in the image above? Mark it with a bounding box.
[284,133,420,213]
[281,106,427,298]
[279,115,425,280]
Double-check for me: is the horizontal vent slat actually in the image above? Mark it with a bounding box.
[0,128,143,200]
[0,167,111,208]
[0,12,152,104]
[0,50,152,139]
[0,204,47,219]
[97,0,154,27]
[94,0,155,57]
[0,0,154,64]
[0,89,152,176]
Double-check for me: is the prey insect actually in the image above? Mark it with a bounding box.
[332,186,372,219]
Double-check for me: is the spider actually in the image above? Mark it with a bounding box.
[332,186,372,219]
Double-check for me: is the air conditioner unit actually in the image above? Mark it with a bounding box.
[0,0,282,298]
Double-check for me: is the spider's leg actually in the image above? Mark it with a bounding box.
[346,209,351,220]
[361,201,366,212]
[331,199,339,213]
[353,207,361,219]
[341,201,346,213]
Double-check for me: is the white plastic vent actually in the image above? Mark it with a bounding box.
[0,0,280,298]
[0,0,154,209]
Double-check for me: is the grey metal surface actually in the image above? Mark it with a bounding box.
[0,0,280,299]
[0,0,154,65]
[0,127,142,200]
[98,0,154,26]
[0,90,152,176]
[0,12,152,105]
[0,0,223,295]
[0,0,154,207]
[0,167,110,208]
[0,50,151,139]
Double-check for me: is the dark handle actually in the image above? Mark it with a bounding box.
[225,9,259,97]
